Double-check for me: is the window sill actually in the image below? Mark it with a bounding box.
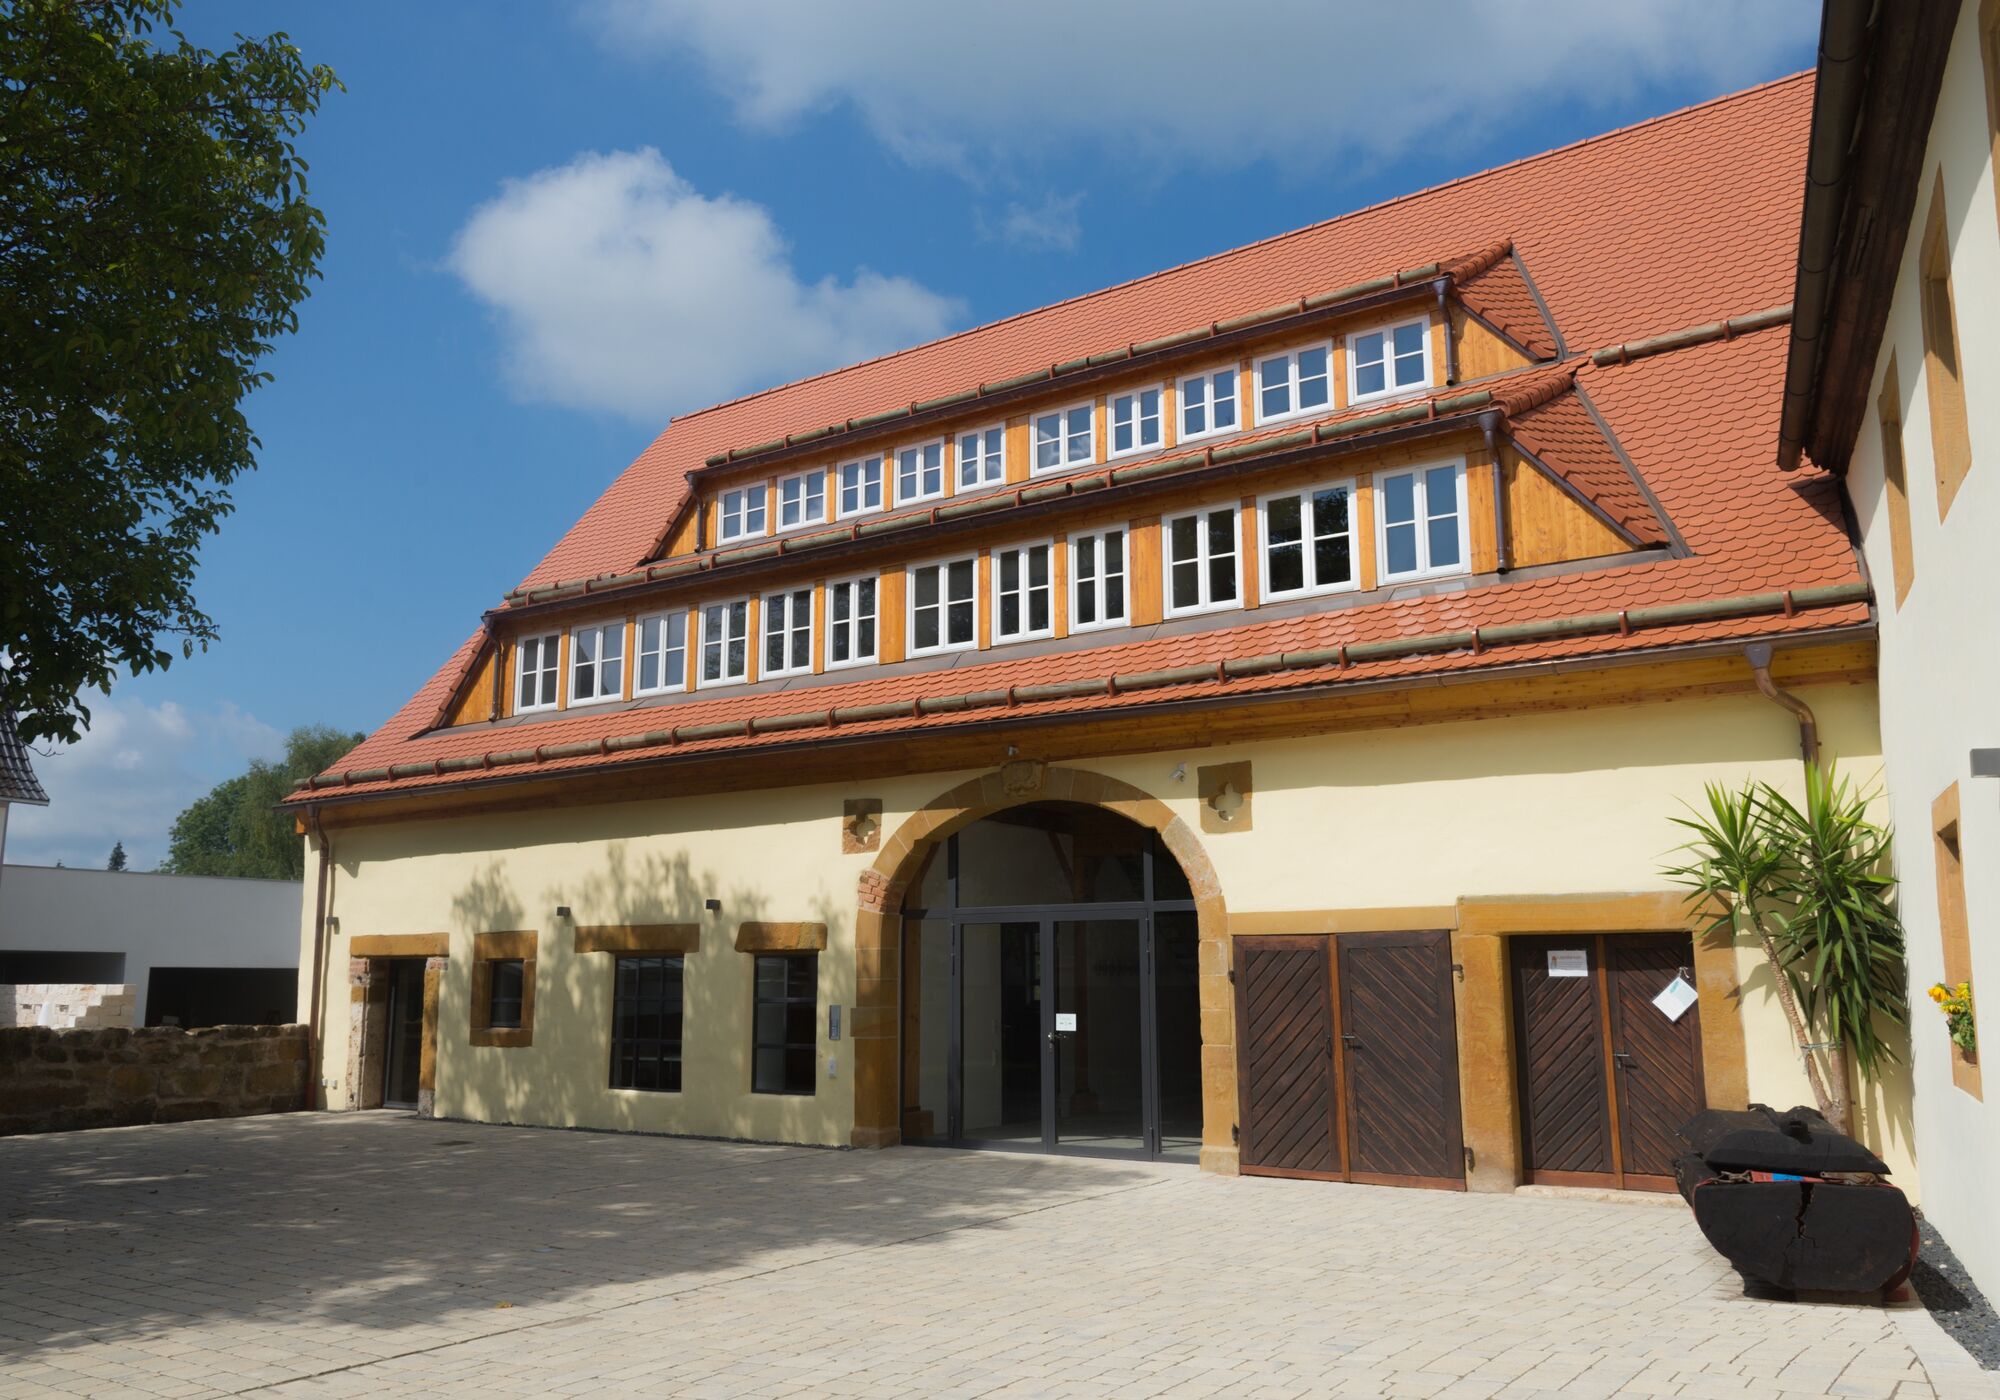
[1162,598,1245,621]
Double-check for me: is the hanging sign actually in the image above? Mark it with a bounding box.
[1653,975,1698,1022]
[1546,949,1589,978]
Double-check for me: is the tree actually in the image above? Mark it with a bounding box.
[1664,764,1908,1135]
[0,1,339,744]
[106,840,126,871]
[162,726,361,880]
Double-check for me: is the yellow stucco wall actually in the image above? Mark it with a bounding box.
[298,677,1915,1186]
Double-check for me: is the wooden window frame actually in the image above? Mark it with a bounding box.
[717,483,768,542]
[1068,525,1130,634]
[1178,365,1239,442]
[1031,401,1095,475]
[760,586,815,680]
[1876,355,1916,607]
[1346,315,1432,405]
[1918,175,1973,520]
[956,424,1006,488]
[514,631,560,714]
[1375,459,1470,583]
[1253,341,1333,426]
[469,930,537,1048]
[1162,504,1243,618]
[907,554,979,656]
[1107,384,1166,459]
[633,610,688,696]
[1932,784,1982,1098]
[1257,478,1359,602]
[566,620,625,708]
[697,597,752,689]
[773,469,827,532]
[991,540,1056,644]
[836,455,885,518]
[894,439,947,506]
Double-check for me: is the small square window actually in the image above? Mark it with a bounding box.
[1033,403,1094,473]
[1376,462,1466,582]
[896,440,945,503]
[1109,387,1164,457]
[1255,344,1332,424]
[826,575,878,669]
[775,470,826,530]
[1178,367,1238,441]
[957,425,1005,488]
[1163,506,1240,617]
[837,456,884,517]
[567,622,625,706]
[515,632,560,713]
[718,485,767,542]
[762,587,814,678]
[699,599,751,686]
[1069,527,1128,632]
[634,611,688,695]
[909,557,977,655]
[752,953,817,1096]
[1348,318,1430,402]
[992,543,1054,643]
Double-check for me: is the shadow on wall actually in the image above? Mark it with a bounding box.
[0,1114,1156,1357]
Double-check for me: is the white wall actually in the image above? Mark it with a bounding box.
[0,865,303,1024]
[1841,0,2000,1302]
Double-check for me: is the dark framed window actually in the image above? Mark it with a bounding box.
[610,955,684,1092]
[752,954,817,1095]
[487,958,525,1029]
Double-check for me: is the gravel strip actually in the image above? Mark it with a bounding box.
[1913,1216,2000,1369]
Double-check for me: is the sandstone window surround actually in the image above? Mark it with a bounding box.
[469,930,538,1048]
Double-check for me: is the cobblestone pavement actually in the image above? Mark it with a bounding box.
[0,1113,1991,1398]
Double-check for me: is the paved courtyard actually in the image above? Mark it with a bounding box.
[0,1114,1990,1399]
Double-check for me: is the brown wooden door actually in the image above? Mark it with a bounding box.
[1336,931,1465,1188]
[1606,935,1706,1188]
[1233,936,1339,1179]
[1511,936,1617,1185]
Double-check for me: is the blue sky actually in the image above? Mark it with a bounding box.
[8,2,1818,869]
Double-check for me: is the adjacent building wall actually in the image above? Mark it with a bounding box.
[1841,0,2000,1299]
[0,866,303,1026]
[0,1023,309,1137]
[301,677,1912,1186]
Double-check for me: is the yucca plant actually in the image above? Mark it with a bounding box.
[1663,763,1907,1135]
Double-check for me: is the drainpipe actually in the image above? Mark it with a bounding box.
[1484,415,1511,574]
[1438,282,1458,387]
[305,806,332,1111]
[1746,642,1821,769]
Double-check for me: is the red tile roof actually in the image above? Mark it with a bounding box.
[297,72,1869,806]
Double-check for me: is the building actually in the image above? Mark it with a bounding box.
[1778,1,1996,1292]
[0,865,302,1027]
[286,75,1914,1192]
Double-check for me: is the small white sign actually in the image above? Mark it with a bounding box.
[1653,975,1698,1022]
[1546,949,1589,978]
[1055,1012,1078,1032]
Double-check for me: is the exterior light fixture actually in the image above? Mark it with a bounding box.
[555,905,572,919]
[1171,763,1187,783]
[704,898,721,913]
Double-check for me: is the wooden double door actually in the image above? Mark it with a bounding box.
[1510,933,1706,1191]
[1234,931,1465,1189]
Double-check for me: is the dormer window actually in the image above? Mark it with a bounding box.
[826,575,877,669]
[837,455,884,517]
[1255,343,1331,425]
[1109,387,1163,458]
[1033,403,1094,473]
[568,622,625,706]
[1348,317,1430,402]
[762,587,814,678]
[718,484,766,542]
[514,632,560,713]
[992,542,1054,643]
[958,425,1005,489]
[1163,506,1241,618]
[1178,367,1238,441]
[775,470,826,530]
[896,440,945,504]
[698,599,750,687]
[1376,461,1467,582]
[1259,481,1355,600]
[634,611,687,695]
[909,556,977,655]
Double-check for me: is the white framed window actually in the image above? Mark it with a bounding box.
[1376,461,1468,582]
[1254,342,1332,425]
[1108,386,1164,458]
[825,575,878,669]
[992,542,1054,643]
[717,484,767,542]
[908,556,978,655]
[698,599,750,687]
[568,621,625,706]
[957,425,1005,489]
[633,611,688,695]
[1348,317,1431,403]
[896,440,945,504]
[514,632,560,713]
[774,469,826,531]
[1163,506,1241,617]
[1259,481,1357,601]
[837,455,884,518]
[1178,366,1239,442]
[1069,527,1128,633]
[762,587,814,678]
[1032,402,1094,473]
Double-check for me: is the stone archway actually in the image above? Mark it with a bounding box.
[850,760,1236,1173]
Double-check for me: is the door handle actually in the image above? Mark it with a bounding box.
[1613,1051,1633,1069]
[1341,1034,1360,1048]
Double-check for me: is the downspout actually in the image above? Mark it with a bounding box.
[305,806,332,1111]
[1484,415,1511,574]
[1745,642,1820,768]
[1438,282,1458,387]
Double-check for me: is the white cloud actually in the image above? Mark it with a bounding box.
[3,698,282,872]
[982,192,1085,254]
[594,2,1811,174]
[447,147,963,421]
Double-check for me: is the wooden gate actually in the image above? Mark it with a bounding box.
[1234,931,1464,1189]
[1512,933,1705,1191]
[1233,937,1339,1178]
[1337,931,1465,1188]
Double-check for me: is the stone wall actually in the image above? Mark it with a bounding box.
[2,983,136,1030]
[0,1024,308,1137]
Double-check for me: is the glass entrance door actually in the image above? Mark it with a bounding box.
[1051,920,1145,1152]
[959,921,1042,1146]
